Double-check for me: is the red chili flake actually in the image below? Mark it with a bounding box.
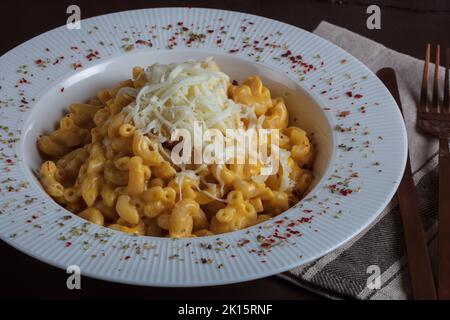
[299,217,312,224]
[207,29,214,33]
[320,90,327,94]
[35,59,43,65]
[177,22,184,26]
[72,62,83,70]
[338,111,351,118]
[60,87,65,93]
[346,91,353,97]
[85,50,100,61]
[18,78,29,84]
[135,39,152,47]
[124,255,131,260]
[181,26,189,32]
[237,239,250,247]
[340,59,347,64]
[65,242,72,247]
[354,94,363,99]
[340,189,353,196]
[5,159,13,164]
[303,209,313,213]
[281,50,292,57]
[228,49,239,53]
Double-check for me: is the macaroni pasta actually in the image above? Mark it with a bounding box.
[37,59,314,237]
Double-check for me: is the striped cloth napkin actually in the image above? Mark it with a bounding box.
[278,21,444,300]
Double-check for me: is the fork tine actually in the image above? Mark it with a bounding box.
[432,44,440,111]
[444,47,449,111]
[420,44,430,113]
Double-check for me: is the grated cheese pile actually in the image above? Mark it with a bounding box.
[124,57,244,143]
[122,58,294,193]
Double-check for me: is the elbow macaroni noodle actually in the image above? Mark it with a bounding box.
[37,63,314,238]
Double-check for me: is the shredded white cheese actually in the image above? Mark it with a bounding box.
[278,147,295,192]
[122,58,295,196]
[124,57,243,142]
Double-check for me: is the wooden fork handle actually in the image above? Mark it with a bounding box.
[439,137,450,299]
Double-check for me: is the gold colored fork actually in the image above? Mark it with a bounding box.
[418,44,450,299]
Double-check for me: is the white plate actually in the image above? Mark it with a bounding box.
[0,8,407,286]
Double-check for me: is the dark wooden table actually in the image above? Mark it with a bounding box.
[1,0,449,300]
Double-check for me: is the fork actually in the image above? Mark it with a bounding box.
[418,44,450,299]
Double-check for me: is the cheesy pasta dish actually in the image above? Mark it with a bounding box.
[37,58,314,238]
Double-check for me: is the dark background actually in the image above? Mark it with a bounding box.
[1,0,449,300]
